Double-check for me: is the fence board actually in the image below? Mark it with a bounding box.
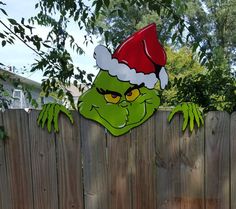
[0,112,11,209]
[3,110,34,209]
[131,115,157,209]
[107,132,132,209]
[179,124,204,209]
[0,110,235,209]
[56,112,84,209]
[28,110,58,209]
[205,112,230,209]
[231,112,236,209]
[155,111,181,209]
[80,117,108,209]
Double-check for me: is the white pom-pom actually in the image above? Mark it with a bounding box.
[159,67,168,89]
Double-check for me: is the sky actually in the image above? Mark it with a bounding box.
[0,0,98,83]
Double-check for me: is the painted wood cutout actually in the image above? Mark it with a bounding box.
[37,23,204,135]
[78,23,168,136]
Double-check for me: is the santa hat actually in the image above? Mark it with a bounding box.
[93,23,168,89]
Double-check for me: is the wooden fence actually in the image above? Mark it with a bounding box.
[0,110,235,209]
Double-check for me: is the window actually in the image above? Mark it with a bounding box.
[12,89,26,108]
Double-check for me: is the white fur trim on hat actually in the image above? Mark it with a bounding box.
[94,45,168,89]
[159,67,168,89]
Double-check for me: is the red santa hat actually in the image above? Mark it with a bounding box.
[93,23,168,89]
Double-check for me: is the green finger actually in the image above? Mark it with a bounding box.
[37,104,47,125]
[188,103,194,132]
[168,104,182,122]
[182,103,189,131]
[196,105,204,125]
[59,105,74,124]
[53,104,61,132]
[192,103,200,128]
[47,103,55,132]
[41,103,51,128]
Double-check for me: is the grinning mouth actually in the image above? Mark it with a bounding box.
[91,100,150,129]
[91,105,127,128]
[126,100,148,126]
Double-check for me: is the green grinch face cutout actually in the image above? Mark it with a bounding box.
[78,23,168,136]
[37,23,204,135]
[79,71,161,136]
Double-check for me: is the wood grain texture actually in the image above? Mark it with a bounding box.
[3,110,34,209]
[231,112,236,209]
[28,110,58,209]
[155,111,181,209]
[0,110,235,209]
[131,115,157,209]
[56,112,84,209]
[179,118,204,209]
[205,111,230,209]
[107,132,132,209]
[0,112,11,209]
[80,117,108,209]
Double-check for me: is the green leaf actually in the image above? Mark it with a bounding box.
[0,8,7,16]
[98,27,103,34]
[117,9,124,18]
[42,43,51,48]
[188,25,195,33]
[104,31,110,45]
[58,89,64,98]
[87,73,94,82]
[120,3,127,10]
[192,42,199,52]
[103,0,110,8]
[21,18,25,25]
[34,40,40,51]
[8,18,18,25]
[2,40,6,47]
[172,32,178,43]
[0,32,5,38]
[95,0,103,15]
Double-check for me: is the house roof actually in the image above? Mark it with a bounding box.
[0,67,88,97]
[0,67,41,88]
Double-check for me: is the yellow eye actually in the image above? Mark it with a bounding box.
[126,89,140,102]
[104,94,121,104]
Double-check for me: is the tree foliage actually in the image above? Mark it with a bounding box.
[93,0,236,112]
[0,0,235,112]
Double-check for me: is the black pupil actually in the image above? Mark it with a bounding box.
[127,91,132,96]
[111,94,117,98]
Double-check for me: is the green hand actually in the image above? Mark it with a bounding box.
[37,103,74,133]
[168,102,204,132]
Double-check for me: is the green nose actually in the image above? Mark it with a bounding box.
[119,100,128,108]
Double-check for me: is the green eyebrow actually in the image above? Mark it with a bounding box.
[96,88,122,96]
[124,83,144,95]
